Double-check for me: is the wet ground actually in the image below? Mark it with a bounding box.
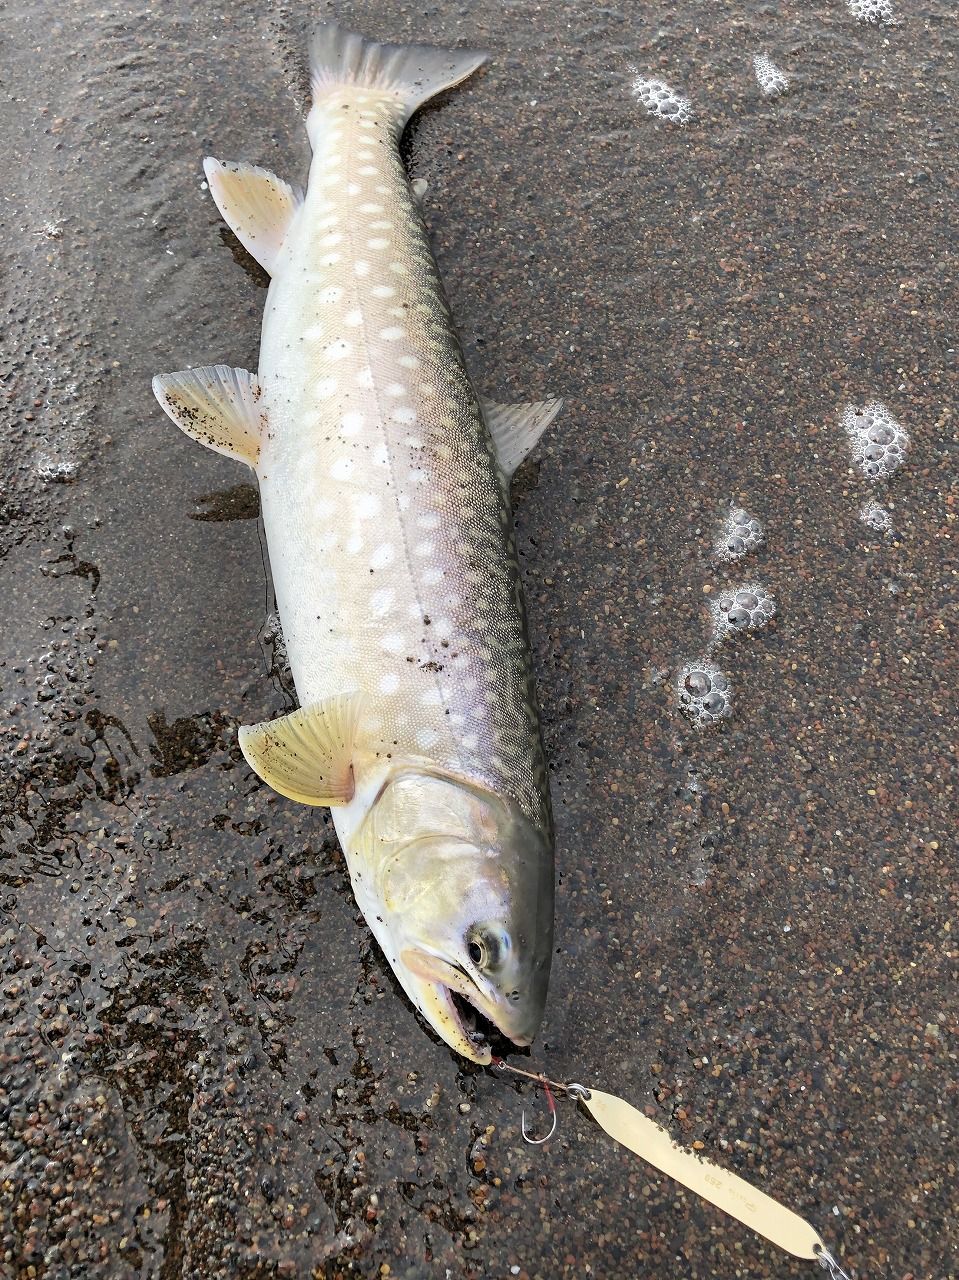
[1,2,956,1277]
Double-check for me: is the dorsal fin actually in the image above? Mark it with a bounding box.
[238,693,365,807]
[152,365,264,468]
[481,396,564,480]
[203,158,302,275]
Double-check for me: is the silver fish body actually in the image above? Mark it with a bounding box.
[153,24,561,1062]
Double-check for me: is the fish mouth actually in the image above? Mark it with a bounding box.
[402,949,527,1064]
[449,985,527,1058]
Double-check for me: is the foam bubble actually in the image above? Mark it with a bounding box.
[710,584,776,644]
[841,402,909,479]
[846,0,899,24]
[36,453,78,483]
[753,54,788,98]
[631,75,692,125]
[715,506,764,561]
[859,499,893,533]
[677,660,732,726]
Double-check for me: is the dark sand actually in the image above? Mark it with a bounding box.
[1,2,956,1277]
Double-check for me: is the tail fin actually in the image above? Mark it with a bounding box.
[308,22,487,129]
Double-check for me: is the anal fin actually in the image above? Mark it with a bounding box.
[481,396,564,481]
[238,693,365,807]
[153,365,264,468]
[204,158,302,275]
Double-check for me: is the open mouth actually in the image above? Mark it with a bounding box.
[446,985,523,1057]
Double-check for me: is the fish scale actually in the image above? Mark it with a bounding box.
[153,22,560,1062]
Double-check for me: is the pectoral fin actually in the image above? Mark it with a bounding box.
[238,693,365,807]
[481,396,564,480]
[204,158,302,275]
[152,365,263,468]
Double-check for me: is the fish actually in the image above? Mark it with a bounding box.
[152,22,562,1064]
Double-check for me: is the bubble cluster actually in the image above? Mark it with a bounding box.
[859,499,893,533]
[842,402,909,478]
[846,0,899,24]
[710,585,776,643]
[715,507,764,561]
[677,661,732,727]
[36,452,78,483]
[631,76,692,125]
[753,54,788,97]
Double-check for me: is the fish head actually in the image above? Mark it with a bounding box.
[352,769,553,1063]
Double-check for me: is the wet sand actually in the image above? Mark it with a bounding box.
[1,2,956,1277]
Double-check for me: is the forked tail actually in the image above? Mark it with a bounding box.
[307,21,487,136]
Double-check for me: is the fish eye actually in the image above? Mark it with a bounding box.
[466,927,509,971]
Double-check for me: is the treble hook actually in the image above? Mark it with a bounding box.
[521,1080,557,1144]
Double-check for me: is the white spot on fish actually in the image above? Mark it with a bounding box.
[340,411,364,436]
[321,232,342,248]
[380,326,405,342]
[318,285,343,304]
[421,688,444,707]
[344,309,364,327]
[320,252,342,267]
[320,174,340,188]
[380,632,406,655]
[359,202,384,214]
[317,214,339,229]
[323,339,352,361]
[372,284,396,298]
[370,587,394,616]
[384,383,406,398]
[434,618,454,639]
[417,512,440,531]
[451,654,469,670]
[315,377,338,399]
[355,367,375,389]
[353,492,380,520]
[423,567,443,586]
[359,164,377,175]
[416,728,439,748]
[389,262,408,275]
[330,457,354,480]
[371,443,390,468]
[398,354,420,369]
[414,541,435,557]
[379,673,400,694]
[346,532,364,554]
[370,543,395,570]
[391,407,416,424]
[348,182,362,196]
[354,260,371,277]
[369,220,393,231]
[407,468,426,485]
[462,733,479,750]
[367,237,390,250]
